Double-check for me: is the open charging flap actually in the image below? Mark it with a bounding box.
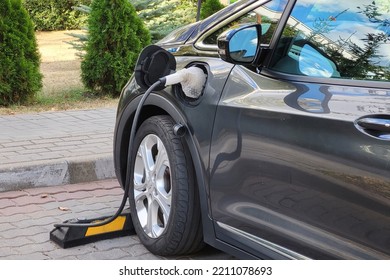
[134,45,176,91]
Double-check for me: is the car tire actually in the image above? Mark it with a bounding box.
[129,115,204,256]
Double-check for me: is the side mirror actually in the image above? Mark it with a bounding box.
[134,45,176,91]
[217,24,262,65]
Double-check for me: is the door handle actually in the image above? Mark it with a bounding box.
[357,117,390,132]
[355,115,390,140]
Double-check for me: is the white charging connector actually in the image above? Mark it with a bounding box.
[159,66,207,99]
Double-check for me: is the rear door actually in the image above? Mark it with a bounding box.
[209,0,390,259]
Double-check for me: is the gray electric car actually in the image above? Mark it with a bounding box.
[114,0,390,259]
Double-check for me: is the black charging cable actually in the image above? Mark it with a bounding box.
[54,80,163,228]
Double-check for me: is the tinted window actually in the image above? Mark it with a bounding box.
[203,0,288,46]
[270,0,390,81]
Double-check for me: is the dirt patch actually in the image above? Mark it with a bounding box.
[36,30,85,94]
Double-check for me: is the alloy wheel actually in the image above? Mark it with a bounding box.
[133,134,171,238]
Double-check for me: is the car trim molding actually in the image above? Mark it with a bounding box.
[217,221,311,260]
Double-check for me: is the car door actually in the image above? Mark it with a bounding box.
[209,0,390,259]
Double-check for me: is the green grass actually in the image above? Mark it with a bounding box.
[36,87,86,104]
[0,86,118,115]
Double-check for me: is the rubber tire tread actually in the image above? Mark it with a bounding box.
[129,115,204,256]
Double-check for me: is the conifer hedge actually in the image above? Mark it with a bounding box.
[0,0,42,106]
[23,0,92,31]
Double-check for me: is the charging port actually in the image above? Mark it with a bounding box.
[173,62,209,106]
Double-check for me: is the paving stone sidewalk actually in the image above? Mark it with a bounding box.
[0,108,117,192]
[0,179,233,260]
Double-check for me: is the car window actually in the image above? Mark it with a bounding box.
[269,0,390,81]
[203,0,288,46]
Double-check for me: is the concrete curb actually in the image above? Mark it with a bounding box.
[0,155,116,192]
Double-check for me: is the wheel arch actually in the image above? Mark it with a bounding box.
[113,93,215,240]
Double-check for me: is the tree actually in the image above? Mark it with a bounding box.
[81,0,151,97]
[200,0,225,20]
[327,1,390,80]
[132,0,197,41]
[0,0,42,106]
[71,1,197,48]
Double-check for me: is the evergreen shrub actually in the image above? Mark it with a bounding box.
[81,0,151,97]
[23,0,92,31]
[0,0,42,106]
[200,0,225,19]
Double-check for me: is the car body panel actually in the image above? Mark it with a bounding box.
[114,55,235,209]
[209,65,390,259]
[114,0,390,259]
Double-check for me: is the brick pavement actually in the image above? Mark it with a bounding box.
[0,179,234,260]
[0,108,116,191]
